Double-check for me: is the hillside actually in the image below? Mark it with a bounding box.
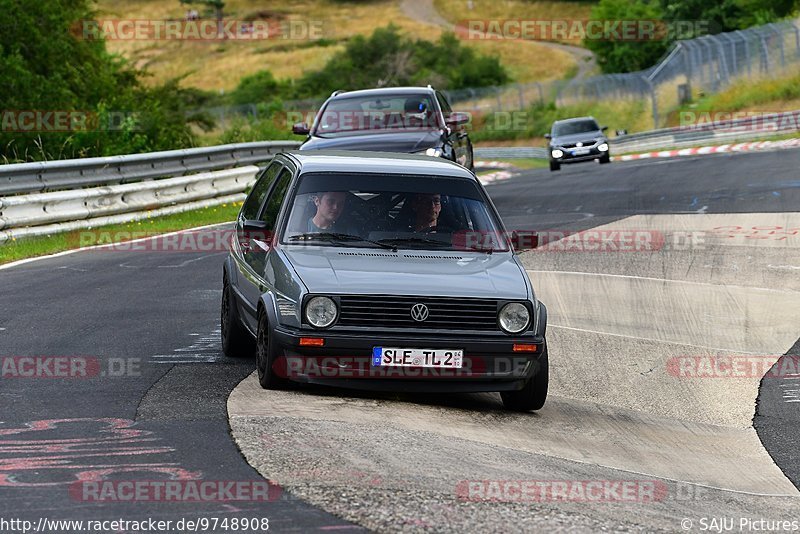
[94,0,577,92]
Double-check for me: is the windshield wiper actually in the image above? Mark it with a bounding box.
[376,236,452,250]
[288,232,397,250]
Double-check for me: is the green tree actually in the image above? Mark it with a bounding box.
[0,0,200,162]
[584,0,670,73]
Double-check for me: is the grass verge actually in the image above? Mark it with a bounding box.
[0,202,242,266]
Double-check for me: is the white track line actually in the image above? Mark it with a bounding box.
[0,222,234,272]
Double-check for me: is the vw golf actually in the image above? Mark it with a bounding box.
[221,151,548,411]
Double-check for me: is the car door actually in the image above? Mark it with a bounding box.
[237,164,294,330]
[437,91,469,167]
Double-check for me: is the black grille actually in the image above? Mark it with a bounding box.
[337,295,500,331]
[561,140,597,149]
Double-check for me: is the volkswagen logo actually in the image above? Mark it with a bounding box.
[410,303,429,322]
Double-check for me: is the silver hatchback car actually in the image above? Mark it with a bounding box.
[221,151,549,411]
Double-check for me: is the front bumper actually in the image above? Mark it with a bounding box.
[271,327,546,393]
[551,146,608,163]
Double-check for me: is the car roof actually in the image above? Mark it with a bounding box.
[330,87,437,100]
[280,150,475,180]
[553,116,597,125]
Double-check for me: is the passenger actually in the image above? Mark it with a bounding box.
[409,193,442,232]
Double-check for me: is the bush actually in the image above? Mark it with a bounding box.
[293,25,508,98]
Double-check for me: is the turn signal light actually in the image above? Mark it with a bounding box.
[299,337,325,347]
[512,344,538,352]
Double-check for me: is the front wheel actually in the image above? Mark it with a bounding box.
[501,345,549,411]
[255,309,291,390]
[549,160,561,172]
[599,153,611,164]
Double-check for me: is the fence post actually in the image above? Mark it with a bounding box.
[709,35,729,87]
[734,30,752,79]
[641,75,658,129]
[769,23,786,67]
[756,29,771,74]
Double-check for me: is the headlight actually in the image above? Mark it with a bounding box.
[425,147,443,157]
[498,302,530,334]
[305,296,337,328]
[598,143,609,152]
[551,149,564,159]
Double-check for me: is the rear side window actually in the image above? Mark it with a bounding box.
[258,168,293,229]
[241,162,281,220]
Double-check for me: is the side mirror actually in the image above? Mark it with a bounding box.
[241,220,273,251]
[601,126,608,132]
[292,122,310,135]
[510,230,539,252]
[445,111,470,127]
[544,133,551,140]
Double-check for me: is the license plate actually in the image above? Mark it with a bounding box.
[571,148,590,155]
[372,347,463,368]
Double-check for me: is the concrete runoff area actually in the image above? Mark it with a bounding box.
[228,211,800,531]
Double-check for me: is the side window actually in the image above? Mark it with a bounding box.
[241,162,281,220]
[258,169,293,228]
[436,91,452,113]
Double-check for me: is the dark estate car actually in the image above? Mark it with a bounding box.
[546,116,610,171]
[221,151,549,411]
[291,86,475,170]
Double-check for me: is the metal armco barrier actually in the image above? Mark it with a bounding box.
[0,141,300,196]
[0,166,260,231]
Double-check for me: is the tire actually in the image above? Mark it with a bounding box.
[221,276,255,358]
[599,153,611,164]
[501,344,549,412]
[255,308,291,390]
[549,161,560,172]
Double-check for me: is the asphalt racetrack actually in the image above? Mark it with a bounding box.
[2,148,799,532]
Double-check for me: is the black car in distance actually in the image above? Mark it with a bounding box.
[546,116,610,171]
[291,86,474,170]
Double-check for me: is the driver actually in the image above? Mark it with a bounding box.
[308,191,355,234]
[410,193,442,232]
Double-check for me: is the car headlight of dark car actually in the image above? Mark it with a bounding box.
[305,296,338,328]
[498,302,530,334]
[414,147,443,157]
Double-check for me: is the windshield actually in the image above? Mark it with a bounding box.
[281,173,509,252]
[552,119,600,136]
[314,94,442,136]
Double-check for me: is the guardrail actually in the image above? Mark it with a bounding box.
[0,141,300,196]
[0,141,301,243]
[475,110,800,158]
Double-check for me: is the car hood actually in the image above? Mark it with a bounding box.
[551,131,604,146]
[300,130,442,153]
[282,247,528,299]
